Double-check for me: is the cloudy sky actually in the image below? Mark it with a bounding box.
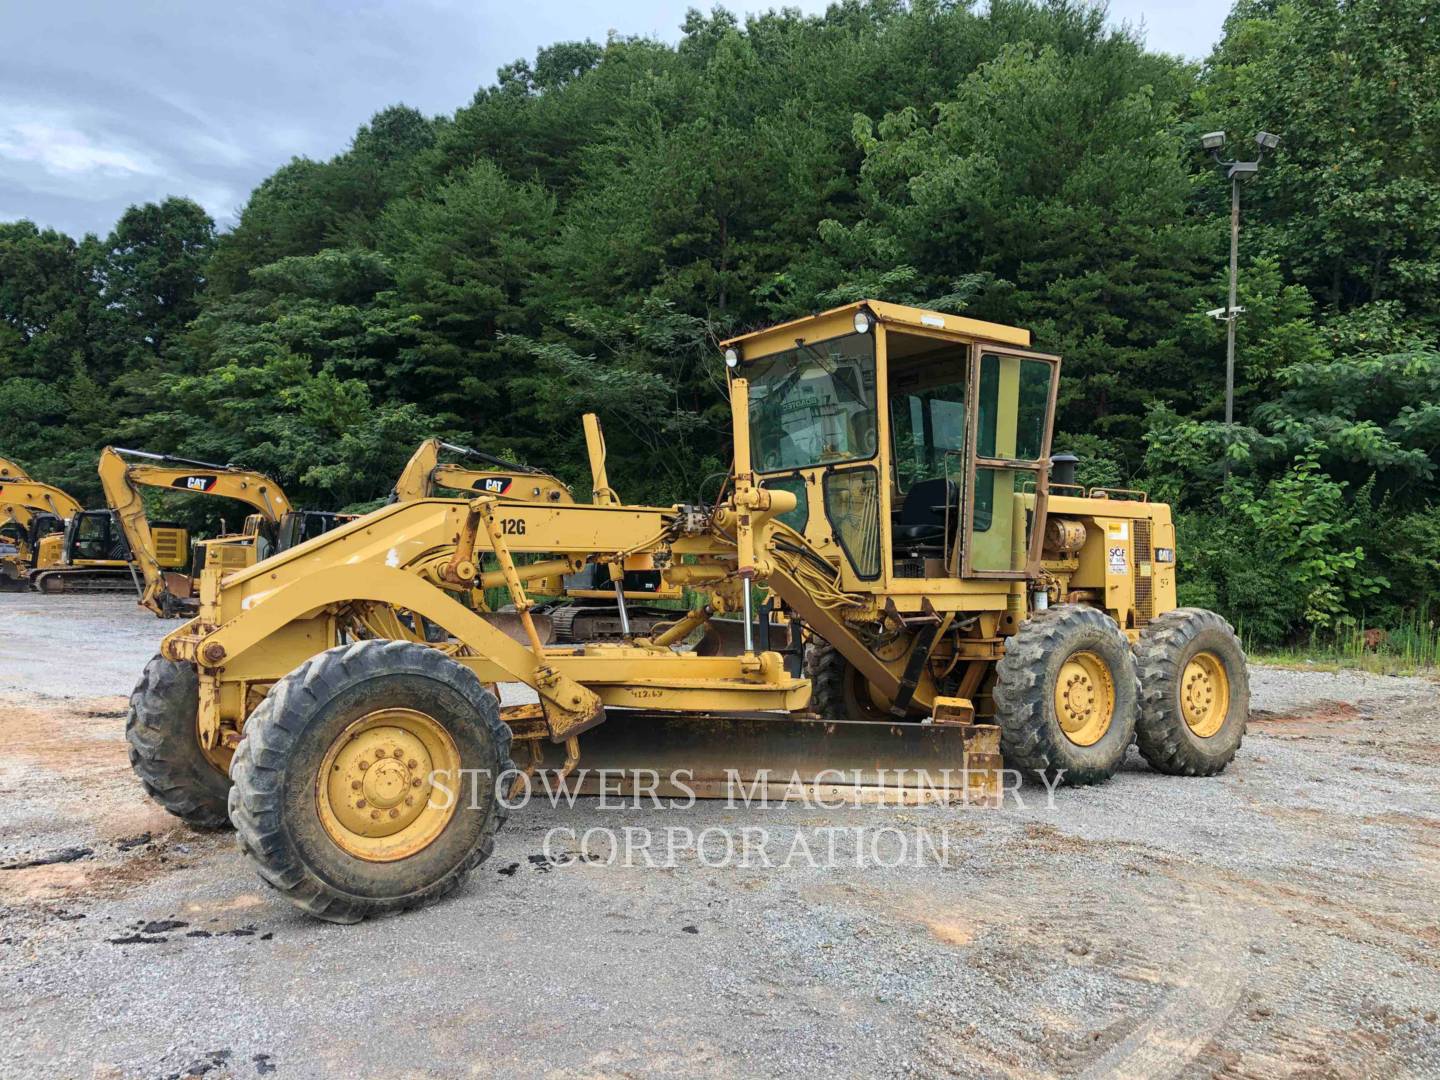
[0,0,1231,239]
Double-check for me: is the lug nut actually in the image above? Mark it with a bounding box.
[411,778,422,788]
[358,760,370,771]
[351,780,362,791]
[405,796,414,806]
[388,808,399,819]
[370,810,380,820]
[394,748,405,759]
[356,799,367,808]
[407,759,417,769]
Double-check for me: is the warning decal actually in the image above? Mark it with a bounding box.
[1108,545,1129,575]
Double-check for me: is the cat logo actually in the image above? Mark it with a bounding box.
[475,476,513,495]
[174,475,218,492]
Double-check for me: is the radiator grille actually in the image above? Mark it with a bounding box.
[212,545,251,571]
[151,528,186,569]
[1133,519,1154,627]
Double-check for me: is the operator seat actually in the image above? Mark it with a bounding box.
[893,478,958,546]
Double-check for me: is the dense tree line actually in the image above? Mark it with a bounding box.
[1,0,1436,644]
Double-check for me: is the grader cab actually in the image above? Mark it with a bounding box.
[126,301,1249,924]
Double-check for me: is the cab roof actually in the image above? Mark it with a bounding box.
[719,299,1031,357]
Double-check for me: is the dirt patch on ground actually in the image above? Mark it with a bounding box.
[0,692,223,909]
[1249,698,1365,733]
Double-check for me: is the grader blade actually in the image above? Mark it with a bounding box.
[516,709,1002,806]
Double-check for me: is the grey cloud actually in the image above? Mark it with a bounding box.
[0,0,1223,239]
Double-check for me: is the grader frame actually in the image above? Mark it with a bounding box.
[391,423,689,643]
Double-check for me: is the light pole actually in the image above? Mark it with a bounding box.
[1201,130,1280,443]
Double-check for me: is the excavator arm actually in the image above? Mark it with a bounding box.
[0,480,84,522]
[392,438,574,504]
[99,447,295,616]
[0,456,29,482]
[390,439,441,502]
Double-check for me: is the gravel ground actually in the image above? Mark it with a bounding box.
[1,593,1438,1079]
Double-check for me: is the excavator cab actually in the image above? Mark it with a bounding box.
[61,509,187,570]
[275,509,353,550]
[62,509,133,565]
[2,511,61,563]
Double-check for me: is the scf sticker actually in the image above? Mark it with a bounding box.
[1108,545,1129,575]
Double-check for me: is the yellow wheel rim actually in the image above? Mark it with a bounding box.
[316,708,460,863]
[1054,650,1116,747]
[1180,652,1230,738]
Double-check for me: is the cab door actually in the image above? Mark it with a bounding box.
[960,346,1061,579]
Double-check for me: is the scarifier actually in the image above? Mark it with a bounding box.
[125,301,1249,923]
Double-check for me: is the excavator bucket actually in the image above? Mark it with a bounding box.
[509,706,1003,807]
[478,611,555,647]
[694,615,792,657]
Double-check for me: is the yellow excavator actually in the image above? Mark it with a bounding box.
[0,474,94,591]
[98,447,353,617]
[392,429,692,643]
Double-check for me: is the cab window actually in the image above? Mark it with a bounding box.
[747,333,877,473]
[887,335,969,494]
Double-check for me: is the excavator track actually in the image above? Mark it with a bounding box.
[31,568,138,595]
[547,601,677,643]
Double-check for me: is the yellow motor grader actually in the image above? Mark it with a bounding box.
[127,301,1248,923]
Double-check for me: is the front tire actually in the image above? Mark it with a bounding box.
[993,605,1138,785]
[228,640,513,923]
[1134,608,1248,776]
[126,654,232,828]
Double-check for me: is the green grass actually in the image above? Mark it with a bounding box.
[1249,610,1440,676]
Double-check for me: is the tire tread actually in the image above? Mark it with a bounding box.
[228,639,514,924]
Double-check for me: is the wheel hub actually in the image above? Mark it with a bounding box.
[1055,650,1115,747]
[1180,652,1229,738]
[316,708,461,862]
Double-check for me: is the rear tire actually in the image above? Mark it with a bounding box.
[993,605,1138,785]
[228,640,514,924]
[1134,608,1248,776]
[805,642,891,722]
[126,654,232,829]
